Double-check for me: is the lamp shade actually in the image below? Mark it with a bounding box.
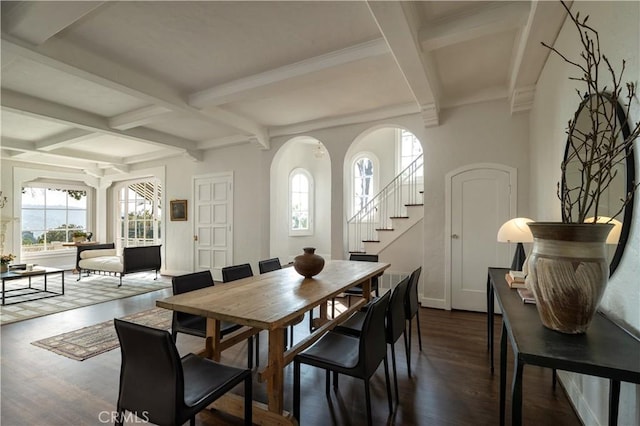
[497,217,534,243]
[585,216,622,244]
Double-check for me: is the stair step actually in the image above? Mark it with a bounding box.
[389,216,409,219]
[348,250,367,254]
[375,228,394,231]
[405,203,424,207]
[362,240,380,243]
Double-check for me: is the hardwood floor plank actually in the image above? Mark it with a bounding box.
[0,292,581,425]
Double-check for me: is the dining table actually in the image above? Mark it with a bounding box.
[156,259,390,425]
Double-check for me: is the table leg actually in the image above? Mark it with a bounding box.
[267,327,286,414]
[487,274,495,373]
[2,278,5,305]
[61,270,65,295]
[499,321,507,426]
[44,273,47,291]
[511,356,524,426]
[205,318,222,361]
[609,379,620,426]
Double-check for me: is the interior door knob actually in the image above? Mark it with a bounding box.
[452,234,459,239]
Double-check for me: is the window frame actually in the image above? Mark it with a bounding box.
[288,168,314,237]
[396,129,423,176]
[350,152,379,218]
[20,182,92,257]
[114,178,162,249]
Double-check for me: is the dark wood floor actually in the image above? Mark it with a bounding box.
[0,288,582,426]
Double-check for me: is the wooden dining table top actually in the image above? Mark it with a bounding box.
[156,259,389,331]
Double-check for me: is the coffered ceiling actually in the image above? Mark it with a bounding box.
[0,1,569,176]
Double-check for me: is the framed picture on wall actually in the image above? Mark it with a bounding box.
[170,200,187,221]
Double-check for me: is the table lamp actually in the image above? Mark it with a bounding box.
[497,217,534,271]
[585,216,622,243]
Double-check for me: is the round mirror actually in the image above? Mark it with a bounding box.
[562,93,635,276]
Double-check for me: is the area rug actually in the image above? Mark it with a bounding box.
[31,307,172,361]
[0,271,171,325]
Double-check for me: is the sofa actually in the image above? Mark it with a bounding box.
[76,243,162,287]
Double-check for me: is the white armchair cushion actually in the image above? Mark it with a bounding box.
[80,249,117,259]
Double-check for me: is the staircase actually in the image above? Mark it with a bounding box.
[347,154,424,255]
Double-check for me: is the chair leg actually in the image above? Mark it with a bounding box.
[294,361,301,422]
[309,308,315,333]
[390,343,399,406]
[364,379,372,426]
[383,355,393,415]
[255,333,260,367]
[289,324,294,348]
[331,298,336,318]
[325,370,331,396]
[333,371,339,391]
[115,410,124,426]
[406,319,413,377]
[247,336,254,369]
[244,373,252,426]
[190,417,195,426]
[416,314,423,351]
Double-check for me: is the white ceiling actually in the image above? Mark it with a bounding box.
[0,1,569,176]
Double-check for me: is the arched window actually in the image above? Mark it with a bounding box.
[353,154,376,215]
[115,178,162,248]
[289,169,313,236]
[398,129,423,175]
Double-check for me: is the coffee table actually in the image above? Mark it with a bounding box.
[1,267,65,305]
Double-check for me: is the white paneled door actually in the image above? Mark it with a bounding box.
[193,173,233,282]
[448,164,515,312]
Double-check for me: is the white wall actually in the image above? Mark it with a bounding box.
[530,2,639,424]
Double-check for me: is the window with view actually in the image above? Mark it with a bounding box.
[21,186,88,253]
[354,156,374,214]
[399,129,423,175]
[116,179,162,248]
[290,169,313,236]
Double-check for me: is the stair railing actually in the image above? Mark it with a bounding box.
[347,154,423,253]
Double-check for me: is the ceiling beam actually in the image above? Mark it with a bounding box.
[35,128,97,151]
[507,1,571,114]
[109,105,173,131]
[366,1,440,126]
[189,38,389,108]
[1,2,106,45]
[1,35,269,148]
[1,89,203,162]
[419,2,530,51]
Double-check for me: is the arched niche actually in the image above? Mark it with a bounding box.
[269,136,331,262]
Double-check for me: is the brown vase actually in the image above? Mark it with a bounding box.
[525,222,613,334]
[293,247,325,278]
[1,263,8,273]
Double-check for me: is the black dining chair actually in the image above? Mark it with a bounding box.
[293,291,392,426]
[334,275,410,406]
[222,263,260,367]
[114,318,252,426]
[171,271,255,369]
[258,257,281,274]
[343,253,381,309]
[404,266,422,376]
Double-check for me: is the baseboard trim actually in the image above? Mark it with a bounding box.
[557,371,599,426]
[420,297,448,310]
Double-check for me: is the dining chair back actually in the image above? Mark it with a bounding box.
[221,263,259,366]
[404,266,423,376]
[258,258,281,274]
[222,263,254,283]
[171,270,254,369]
[334,275,410,406]
[114,318,252,426]
[293,291,392,426]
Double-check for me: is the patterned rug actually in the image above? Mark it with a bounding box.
[31,307,172,361]
[0,271,171,325]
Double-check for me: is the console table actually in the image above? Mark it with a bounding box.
[487,267,640,426]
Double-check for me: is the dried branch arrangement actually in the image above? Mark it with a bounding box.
[542,1,640,223]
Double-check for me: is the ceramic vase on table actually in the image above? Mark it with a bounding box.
[525,222,613,334]
[1,263,7,273]
[293,247,325,278]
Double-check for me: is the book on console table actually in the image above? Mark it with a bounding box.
[505,272,526,289]
[517,288,536,304]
